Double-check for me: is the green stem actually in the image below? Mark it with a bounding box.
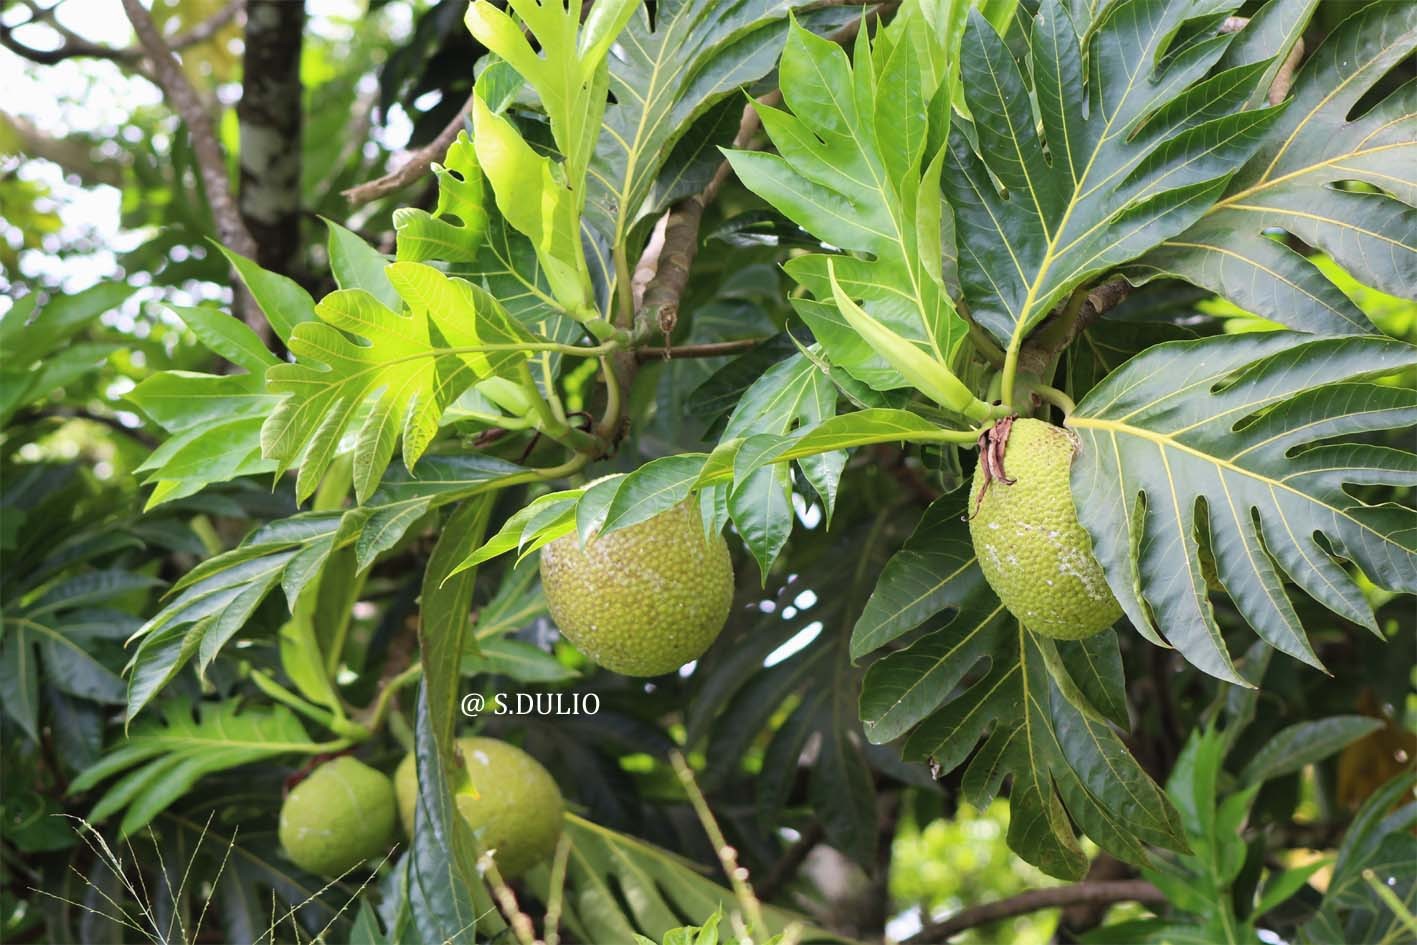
[532,452,591,481]
[1031,383,1076,417]
[596,355,621,441]
[918,426,988,445]
[250,669,369,739]
[671,752,767,936]
[518,361,562,432]
[364,663,424,733]
[1001,340,1022,410]
[968,320,1006,367]
[613,242,635,328]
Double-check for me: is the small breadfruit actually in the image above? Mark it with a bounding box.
[279,757,396,877]
[394,736,563,877]
[539,499,734,676]
[968,418,1122,640]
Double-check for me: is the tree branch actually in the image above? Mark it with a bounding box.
[903,879,1166,943]
[120,0,264,336]
[0,111,123,187]
[755,821,824,902]
[630,4,895,344]
[634,338,766,361]
[342,92,473,206]
[1,0,241,66]
[605,3,898,440]
[1012,278,1133,380]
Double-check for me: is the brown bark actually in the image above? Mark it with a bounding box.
[238,0,306,286]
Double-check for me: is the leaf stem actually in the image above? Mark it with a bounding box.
[443,340,620,358]
[250,669,369,740]
[531,452,591,480]
[363,662,423,733]
[1031,383,1076,417]
[613,242,635,328]
[596,355,621,442]
[916,423,988,445]
[967,320,1007,367]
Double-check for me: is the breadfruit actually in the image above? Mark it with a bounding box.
[279,756,396,877]
[969,417,1122,640]
[394,736,563,877]
[539,498,734,676]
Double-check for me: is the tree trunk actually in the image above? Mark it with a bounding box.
[237,0,305,287]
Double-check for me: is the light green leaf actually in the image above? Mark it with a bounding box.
[826,261,986,420]
[730,17,968,397]
[326,218,399,309]
[219,245,317,345]
[394,130,489,264]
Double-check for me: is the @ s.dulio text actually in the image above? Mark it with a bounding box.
[461,692,602,717]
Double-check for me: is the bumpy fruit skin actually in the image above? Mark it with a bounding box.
[969,419,1122,640]
[395,737,563,877]
[539,499,733,676]
[279,757,396,877]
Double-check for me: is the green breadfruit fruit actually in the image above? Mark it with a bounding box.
[395,736,563,877]
[278,756,396,877]
[539,498,734,676]
[969,417,1122,640]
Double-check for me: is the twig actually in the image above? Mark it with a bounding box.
[671,751,768,938]
[635,338,767,361]
[342,93,474,206]
[1,0,241,66]
[542,833,573,945]
[755,821,824,901]
[606,3,897,442]
[119,0,264,336]
[903,879,1166,943]
[630,4,894,344]
[479,854,538,945]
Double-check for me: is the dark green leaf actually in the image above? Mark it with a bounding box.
[1070,332,1417,683]
[949,0,1283,358]
[1138,2,1416,333]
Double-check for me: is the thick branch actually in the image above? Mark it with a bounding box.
[120,0,264,336]
[1013,278,1133,379]
[1,0,241,66]
[238,0,305,283]
[904,879,1165,943]
[342,93,473,206]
